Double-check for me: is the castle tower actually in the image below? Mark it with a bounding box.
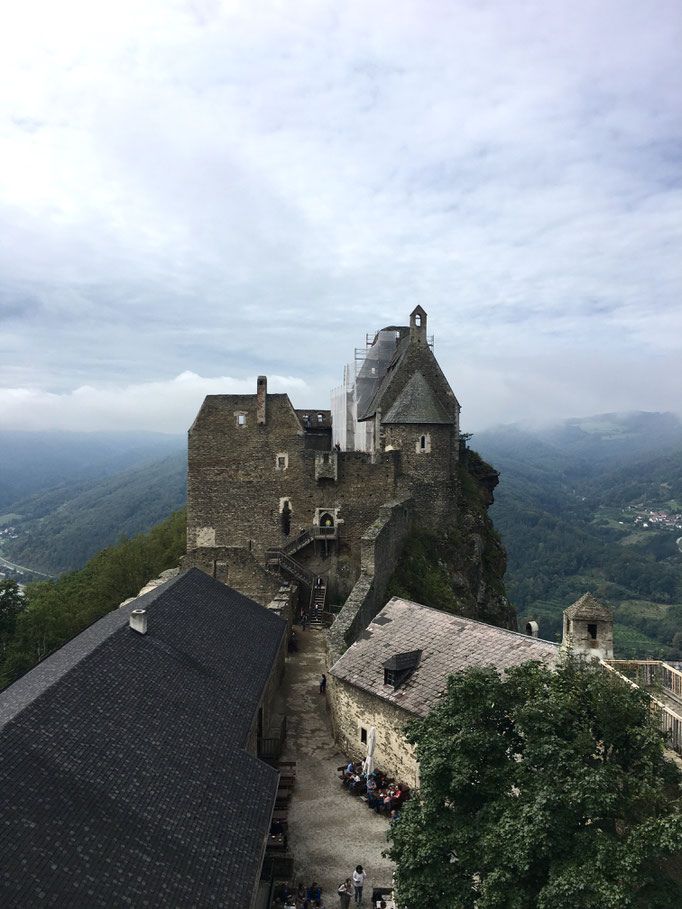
[561,593,614,660]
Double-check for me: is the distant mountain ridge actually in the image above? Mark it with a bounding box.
[1,415,680,661]
[0,430,185,509]
[474,411,682,659]
[0,432,186,576]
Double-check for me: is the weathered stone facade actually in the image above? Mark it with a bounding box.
[182,307,514,646]
[329,675,420,789]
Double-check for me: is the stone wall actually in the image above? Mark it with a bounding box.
[187,388,405,605]
[179,545,281,606]
[327,675,419,789]
[327,497,413,660]
[384,422,457,530]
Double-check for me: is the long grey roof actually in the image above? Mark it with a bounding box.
[0,568,286,908]
[382,371,453,424]
[330,597,559,718]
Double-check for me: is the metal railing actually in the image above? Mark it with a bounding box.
[604,660,682,755]
[281,528,314,556]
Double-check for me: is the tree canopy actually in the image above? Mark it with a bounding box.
[0,508,186,688]
[387,657,682,908]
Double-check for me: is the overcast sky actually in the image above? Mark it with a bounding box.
[1,0,680,434]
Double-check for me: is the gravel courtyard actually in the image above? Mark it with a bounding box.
[279,626,395,902]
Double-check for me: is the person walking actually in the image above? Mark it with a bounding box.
[301,613,307,631]
[319,673,327,694]
[352,865,365,906]
[337,878,352,908]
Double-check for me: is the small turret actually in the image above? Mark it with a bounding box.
[409,305,427,345]
[562,593,614,660]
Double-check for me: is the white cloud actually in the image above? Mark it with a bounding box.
[0,372,309,433]
[0,1,680,430]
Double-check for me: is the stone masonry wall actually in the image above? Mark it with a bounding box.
[327,497,413,660]
[384,422,457,531]
[327,675,419,789]
[179,546,281,606]
[187,390,402,605]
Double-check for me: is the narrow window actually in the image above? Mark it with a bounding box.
[317,413,323,423]
[277,456,286,469]
[415,313,421,326]
[360,727,367,745]
[237,414,245,426]
[587,623,598,640]
[281,501,291,536]
[420,435,426,450]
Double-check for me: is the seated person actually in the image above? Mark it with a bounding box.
[348,772,363,792]
[390,784,407,809]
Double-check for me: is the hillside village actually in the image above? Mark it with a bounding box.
[0,309,681,907]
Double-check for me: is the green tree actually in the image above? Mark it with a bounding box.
[0,579,24,648]
[387,657,682,908]
[0,508,186,687]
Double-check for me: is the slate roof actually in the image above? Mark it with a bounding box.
[329,597,559,718]
[382,371,453,424]
[358,335,410,421]
[0,568,286,909]
[564,592,613,621]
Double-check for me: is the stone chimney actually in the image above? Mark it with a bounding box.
[257,375,267,425]
[129,608,148,634]
[525,620,539,638]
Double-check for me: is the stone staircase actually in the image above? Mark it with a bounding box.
[308,582,327,629]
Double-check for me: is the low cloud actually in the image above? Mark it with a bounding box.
[0,372,309,433]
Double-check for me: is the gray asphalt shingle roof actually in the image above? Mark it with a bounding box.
[330,597,559,718]
[0,568,286,908]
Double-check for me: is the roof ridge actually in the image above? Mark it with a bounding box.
[387,597,560,647]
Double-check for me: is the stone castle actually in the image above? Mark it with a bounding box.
[182,306,514,644]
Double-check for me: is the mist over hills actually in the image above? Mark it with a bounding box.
[0,431,184,509]
[1,413,680,659]
[0,433,185,576]
[475,412,682,658]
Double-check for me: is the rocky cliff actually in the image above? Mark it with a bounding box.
[385,448,517,630]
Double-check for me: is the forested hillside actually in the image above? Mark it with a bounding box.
[0,509,186,688]
[2,452,186,575]
[475,412,682,659]
[0,431,184,508]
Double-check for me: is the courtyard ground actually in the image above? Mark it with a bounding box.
[279,625,395,902]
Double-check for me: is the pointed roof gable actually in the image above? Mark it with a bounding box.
[564,593,613,622]
[382,371,454,424]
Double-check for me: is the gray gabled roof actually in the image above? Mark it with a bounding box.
[382,371,453,424]
[564,592,613,621]
[0,568,286,908]
[330,597,559,718]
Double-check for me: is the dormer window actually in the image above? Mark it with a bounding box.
[383,650,422,689]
